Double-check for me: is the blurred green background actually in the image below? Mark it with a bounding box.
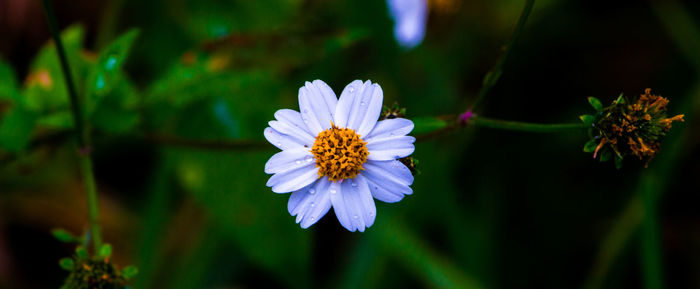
[1,0,699,288]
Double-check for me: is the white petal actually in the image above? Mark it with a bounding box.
[334,80,364,128]
[362,160,413,203]
[343,81,383,136]
[287,178,332,228]
[365,118,414,142]
[264,127,307,150]
[271,109,315,145]
[312,80,338,114]
[266,164,319,193]
[288,183,313,213]
[269,121,314,147]
[330,177,376,232]
[264,147,313,174]
[355,84,383,136]
[366,136,415,160]
[298,80,337,134]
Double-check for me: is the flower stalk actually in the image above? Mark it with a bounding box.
[468,116,588,133]
[40,0,102,252]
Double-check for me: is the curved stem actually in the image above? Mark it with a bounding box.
[40,0,102,252]
[469,116,587,133]
[40,0,86,148]
[469,0,535,112]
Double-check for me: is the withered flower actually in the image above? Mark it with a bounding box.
[582,89,684,168]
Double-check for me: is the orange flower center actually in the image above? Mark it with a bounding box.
[311,124,368,182]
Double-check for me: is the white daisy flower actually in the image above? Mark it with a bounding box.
[264,80,415,232]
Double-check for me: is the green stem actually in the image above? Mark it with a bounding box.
[470,116,587,133]
[469,0,535,112]
[40,0,86,148]
[40,0,102,252]
[81,156,102,251]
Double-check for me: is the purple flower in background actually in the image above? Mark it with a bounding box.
[387,0,428,49]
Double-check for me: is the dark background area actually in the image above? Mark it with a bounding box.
[1,0,699,288]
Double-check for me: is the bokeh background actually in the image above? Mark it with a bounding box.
[1,0,700,288]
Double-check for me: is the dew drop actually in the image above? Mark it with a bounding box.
[295,160,301,165]
[351,181,358,187]
[360,101,366,106]
[305,156,313,162]
[310,217,315,221]
[310,202,315,208]
[277,142,282,147]
[309,188,316,195]
[330,189,337,194]
[105,56,118,70]
[349,87,355,93]
[353,215,359,219]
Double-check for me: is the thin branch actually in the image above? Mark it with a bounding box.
[468,0,535,112]
[40,0,102,252]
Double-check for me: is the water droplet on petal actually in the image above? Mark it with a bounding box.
[305,156,313,162]
[310,217,315,221]
[330,189,337,194]
[349,87,355,93]
[310,202,315,207]
[353,215,359,219]
[309,188,316,194]
[360,101,366,106]
[295,160,301,165]
[351,181,358,187]
[277,142,282,147]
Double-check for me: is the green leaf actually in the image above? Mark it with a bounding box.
[615,93,625,104]
[51,228,80,243]
[99,244,112,258]
[614,155,624,169]
[75,246,87,259]
[92,105,139,134]
[482,69,503,87]
[59,258,74,270]
[0,106,38,152]
[122,265,138,279]
[599,149,612,162]
[583,139,598,153]
[37,111,73,129]
[412,117,449,135]
[588,97,603,111]
[0,60,20,102]
[579,114,595,125]
[85,29,140,113]
[23,25,86,112]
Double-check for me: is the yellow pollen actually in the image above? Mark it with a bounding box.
[311,124,369,182]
